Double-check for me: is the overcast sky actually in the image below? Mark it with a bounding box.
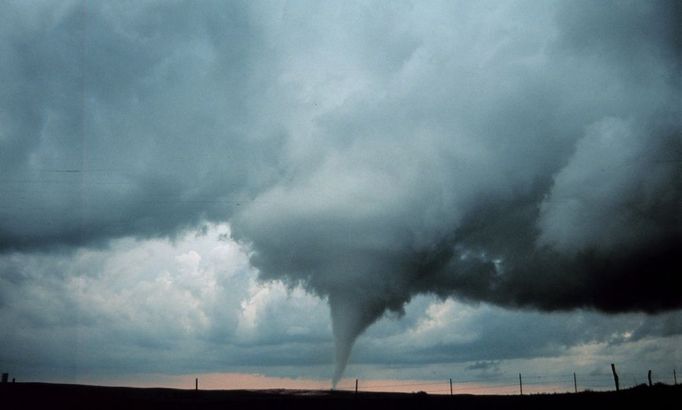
[0,0,680,392]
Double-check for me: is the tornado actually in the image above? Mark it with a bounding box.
[1,0,680,386]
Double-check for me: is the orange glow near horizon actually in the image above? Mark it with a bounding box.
[55,372,577,396]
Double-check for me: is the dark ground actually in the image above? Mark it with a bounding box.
[1,382,680,409]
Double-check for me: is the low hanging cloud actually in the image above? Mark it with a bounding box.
[0,1,680,385]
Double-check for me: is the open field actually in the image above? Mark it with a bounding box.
[2,382,680,410]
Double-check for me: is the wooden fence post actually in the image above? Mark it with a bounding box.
[611,364,620,392]
[519,373,523,396]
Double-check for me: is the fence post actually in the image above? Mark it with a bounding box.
[519,373,523,396]
[647,370,652,387]
[573,372,577,393]
[611,364,620,392]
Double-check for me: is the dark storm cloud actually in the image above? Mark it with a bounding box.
[1,243,679,379]
[229,0,681,382]
[0,1,282,250]
[1,0,680,383]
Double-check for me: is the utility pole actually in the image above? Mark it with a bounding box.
[573,372,577,393]
[355,379,358,395]
[674,369,677,385]
[647,370,652,387]
[449,378,453,396]
[195,378,198,391]
[519,373,523,396]
[611,364,620,392]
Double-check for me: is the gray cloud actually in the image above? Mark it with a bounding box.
[1,0,680,384]
[1,240,679,383]
[0,0,281,249]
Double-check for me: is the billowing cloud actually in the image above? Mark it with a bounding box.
[1,227,680,386]
[1,1,680,384]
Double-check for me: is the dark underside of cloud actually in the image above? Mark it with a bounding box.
[1,0,680,384]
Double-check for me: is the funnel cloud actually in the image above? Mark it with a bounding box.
[0,1,680,384]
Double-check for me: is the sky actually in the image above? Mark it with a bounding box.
[0,0,680,393]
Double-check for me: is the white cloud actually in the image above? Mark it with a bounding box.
[1,226,680,382]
